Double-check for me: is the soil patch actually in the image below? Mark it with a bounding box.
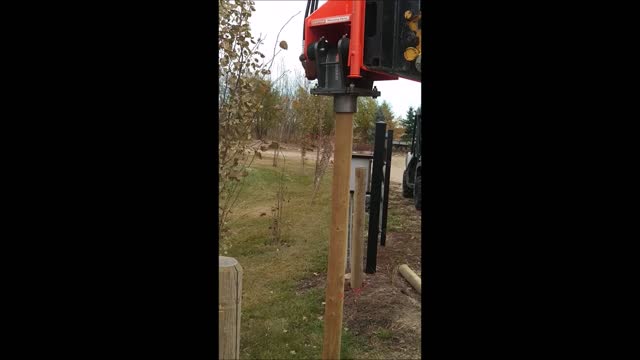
[294,183,422,359]
[295,272,326,296]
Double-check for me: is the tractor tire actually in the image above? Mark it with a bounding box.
[414,172,422,210]
[402,170,412,198]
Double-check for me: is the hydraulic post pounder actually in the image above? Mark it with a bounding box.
[298,1,421,359]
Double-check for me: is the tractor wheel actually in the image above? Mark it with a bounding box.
[414,172,422,210]
[402,171,412,198]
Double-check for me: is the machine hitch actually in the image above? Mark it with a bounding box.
[304,35,380,98]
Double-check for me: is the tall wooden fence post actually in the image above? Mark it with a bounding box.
[350,167,366,289]
[322,96,356,360]
[219,256,243,360]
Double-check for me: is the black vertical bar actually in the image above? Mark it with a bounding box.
[303,2,310,40]
[367,159,372,193]
[410,110,417,154]
[380,129,393,246]
[415,108,421,156]
[365,120,386,274]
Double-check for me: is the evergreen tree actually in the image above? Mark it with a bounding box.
[378,100,396,130]
[400,106,417,142]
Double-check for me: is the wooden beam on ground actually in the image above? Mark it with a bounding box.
[398,264,421,294]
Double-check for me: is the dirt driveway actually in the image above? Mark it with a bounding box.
[389,154,407,184]
[264,143,408,185]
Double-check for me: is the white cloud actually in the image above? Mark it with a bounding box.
[249,0,421,120]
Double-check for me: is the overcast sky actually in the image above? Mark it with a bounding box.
[249,0,421,119]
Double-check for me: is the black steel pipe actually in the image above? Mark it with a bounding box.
[380,129,393,246]
[365,119,387,274]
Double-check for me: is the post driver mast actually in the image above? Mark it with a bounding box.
[299,1,421,358]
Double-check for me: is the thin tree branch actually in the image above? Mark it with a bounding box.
[267,11,300,72]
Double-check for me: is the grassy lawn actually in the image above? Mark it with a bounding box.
[225,157,366,359]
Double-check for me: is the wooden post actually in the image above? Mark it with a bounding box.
[350,167,366,289]
[322,112,353,360]
[219,256,243,360]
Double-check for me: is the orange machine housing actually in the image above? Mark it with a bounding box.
[302,0,397,83]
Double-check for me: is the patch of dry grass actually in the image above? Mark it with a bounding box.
[225,157,365,359]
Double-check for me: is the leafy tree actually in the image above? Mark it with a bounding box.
[292,85,332,167]
[218,0,268,247]
[393,126,406,141]
[253,78,284,140]
[293,86,333,137]
[353,97,377,144]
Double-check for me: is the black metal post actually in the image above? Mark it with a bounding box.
[380,129,393,246]
[365,119,386,274]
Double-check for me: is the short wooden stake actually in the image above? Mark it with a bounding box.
[350,167,366,289]
[219,256,243,360]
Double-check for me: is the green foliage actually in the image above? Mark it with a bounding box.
[377,100,396,130]
[292,86,333,140]
[291,86,334,197]
[352,99,398,145]
[353,97,377,144]
[399,106,420,142]
[254,78,285,140]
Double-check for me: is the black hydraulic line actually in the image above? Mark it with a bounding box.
[305,0,312,18]
[303,0,312,40]
[380,129,393,247]
[365,119,387,274]
[303,0,319,41]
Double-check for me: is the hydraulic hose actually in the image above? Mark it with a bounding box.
[303,0,312,41]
